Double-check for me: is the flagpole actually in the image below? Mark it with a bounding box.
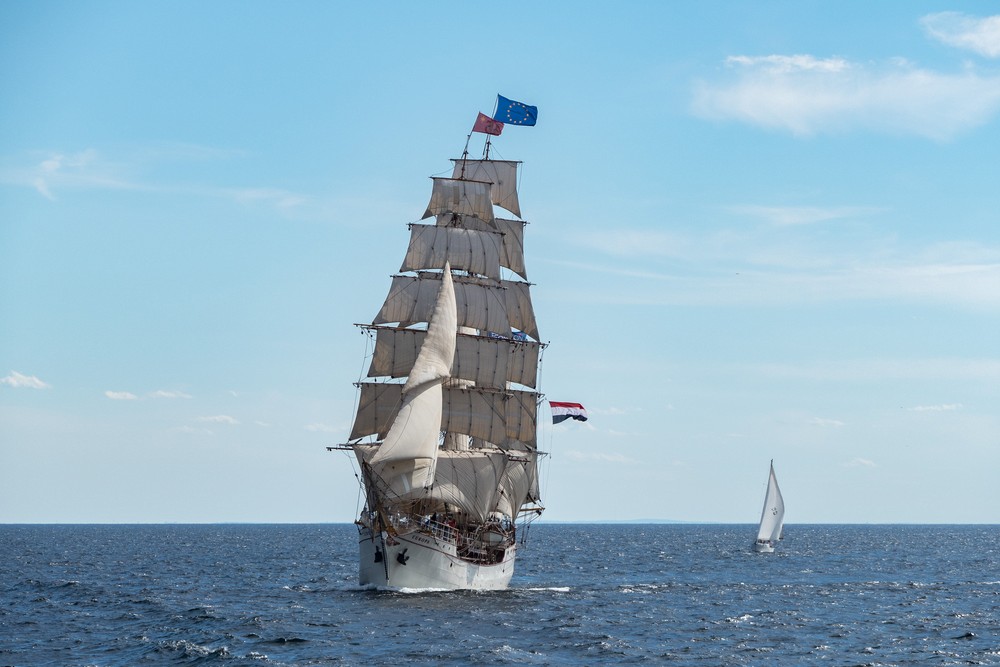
[460,132,472,179]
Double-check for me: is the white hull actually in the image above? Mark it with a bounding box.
[753,540,775,553]
[358,525,516,590]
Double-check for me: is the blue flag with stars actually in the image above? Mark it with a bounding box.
[493,95,537,126]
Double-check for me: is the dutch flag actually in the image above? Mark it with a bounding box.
[549,401,588,424]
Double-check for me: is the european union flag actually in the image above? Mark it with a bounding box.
[493,95,537,126]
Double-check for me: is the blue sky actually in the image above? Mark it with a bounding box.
[2,1,998,523]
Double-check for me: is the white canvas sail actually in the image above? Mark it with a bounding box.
[436,215,528,280]
[350,383,537,448]
[755,461,785,543]
[373,274,513,338]
[373,272,539,342]
[450,159,521,218]
[368,264,457,495]
[400,225,503,280]
[366,326,540,389]
[422,178,494,224]
[495,455,535,518]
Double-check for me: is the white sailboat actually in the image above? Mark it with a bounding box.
[331,110,545,590]
[753,460,784,553]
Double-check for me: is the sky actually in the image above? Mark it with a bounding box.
[2,1,998,524]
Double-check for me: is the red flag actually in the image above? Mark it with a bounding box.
[472,112,504,136]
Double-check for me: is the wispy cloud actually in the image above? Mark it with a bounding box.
[565,450,638,464]
[304,423,339,433]
[809,417,845,427]
[1,371,50,389]
[692,53,1000,140]
[28,149,139,200]
[0,145,311,214]
[198,415,239,425]
[752,359,1000,382]
[588,406,647,416]
[845,457,877,468]
[922,12,1000,58]
[730,205,883,226]
[105,391,138,400]
[551,235,1000,310]
[229,187,307,210]
[909,403,963,412]
[149,390,192,399]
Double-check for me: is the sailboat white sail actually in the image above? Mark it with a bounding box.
[753,460,785,553]
[331,111,546,590]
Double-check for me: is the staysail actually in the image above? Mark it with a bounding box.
[366,263,457,496]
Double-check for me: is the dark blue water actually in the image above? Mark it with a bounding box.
[2,524,998,665]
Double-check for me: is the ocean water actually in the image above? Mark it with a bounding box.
[1,524,998,666]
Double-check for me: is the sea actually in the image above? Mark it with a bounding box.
[1,523,998,666]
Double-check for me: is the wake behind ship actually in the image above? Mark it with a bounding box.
[330,97,546,590]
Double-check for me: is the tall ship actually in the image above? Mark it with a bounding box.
[332,99,546,590]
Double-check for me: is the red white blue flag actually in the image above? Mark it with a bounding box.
[550,401,588,424]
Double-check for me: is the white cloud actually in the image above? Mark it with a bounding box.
[809,417,845,427]
[730,205,883,226]
[149,390,192,399]
[691,54,1000,140]
[565,450,638,464]
[1,371,50,389]
[909,403,963,412]
[305,423,338,433]
[845,458,877,468]
[922,12,1000,58]
[0,146,311,215]
[753,359,1000,382]
[551,241,1000,310]
[105,391,138,400]
[26,149,138,200]
[589,406,646,416]
[229,187,307,210]
[198,415,239,425]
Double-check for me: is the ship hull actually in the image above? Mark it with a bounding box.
[358,525,516,590]
[753,540,776,553]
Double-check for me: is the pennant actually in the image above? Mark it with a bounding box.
[472,112,504,136]
[550,401,587,424]
[493,95,537,126]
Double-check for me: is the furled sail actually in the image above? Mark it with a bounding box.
[451,159,521,219]
[435,215,527,280]
[366,326,540,388]
[422,178,494,224]
[367,265,457,495]
[400,225,503,280]
[756,461,785,543]
[350,383,537,448]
